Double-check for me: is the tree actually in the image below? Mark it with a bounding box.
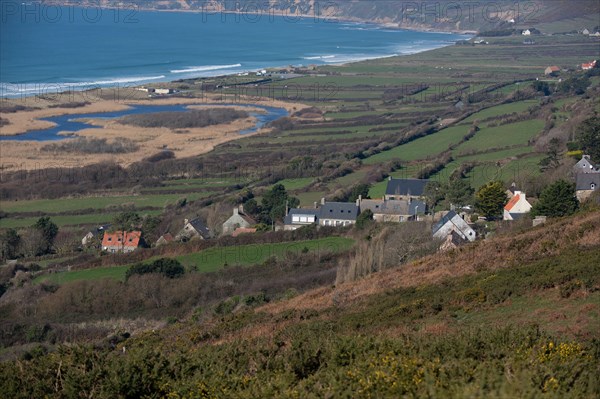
[475,181,508,220]
[243,198,260,216]
[260,184,299,222]
[0,229,20,260]
[355,209,374,229]
[112,212,141,231]
[445,178,474,209]
[348,183,371,202]
[576,117,600,162]
[424,181,444,209]
[539,137,562,170]
[33,217,58,254]
[531,180,579,217]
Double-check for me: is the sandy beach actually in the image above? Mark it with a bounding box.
[0,92,309,171]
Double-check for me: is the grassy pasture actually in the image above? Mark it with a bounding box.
[453,119,545,155]
[34,237,354,285]
[1,193,208,214]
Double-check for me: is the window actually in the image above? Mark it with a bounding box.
[299,216,307,223]
[292,216,300,222]
[107,237,112,241]
[592,183,596,190]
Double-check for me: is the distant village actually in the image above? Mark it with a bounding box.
[85,154,599,255]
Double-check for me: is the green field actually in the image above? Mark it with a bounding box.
[34,237,355,285]
[0,210,163,229]
[453,119,545,155]
[461,100,539,124]
[363,125,471,165]
[1,193,207,214]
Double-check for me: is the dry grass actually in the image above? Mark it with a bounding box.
[260,211,600,315]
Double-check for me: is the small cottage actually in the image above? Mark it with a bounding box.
[222,206,256,235]
[503,191,532,221]
[544,66,560,76]
[176,218,211,241]
[432,211,476,242]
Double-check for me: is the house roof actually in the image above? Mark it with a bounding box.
[385,178,429,197]
[157,233,174,243]
[284,208,320,225]
[547,66,560,72]
[576,173,600,190]
[102,231,141,248]
[319,202,359,221]
[504,194,521,212]
[360,199,426,215]
[188,218,211,239]
[432,210,458,234]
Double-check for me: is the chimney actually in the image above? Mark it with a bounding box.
[356,195,362,207]
[285,200,289,216]
[239,204,244,214]
[388,176,392,181]
[233,207,239,215]
[313,201,318,209]
[321,197,326,205]
[184,218,189,226]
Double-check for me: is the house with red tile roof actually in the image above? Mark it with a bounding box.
[503,191,532,221]
[102,231,142,253]
[582,60,597,70]
[544,66,560,76]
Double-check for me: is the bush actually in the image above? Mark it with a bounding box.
[119,108,248,129]
[125,258,185,280]
[41,137,139,154]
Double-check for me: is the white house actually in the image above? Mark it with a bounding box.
[284,208,320,231]
[522,29,531,36]
[503,191,532,220]
[432,211,476,242]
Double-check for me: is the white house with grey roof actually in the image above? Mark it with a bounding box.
[284,208,321,231]
[176,218,212,241]
[319,201,360,227]
[432,211,476,242]
[385,178,429,201]
[222,206,256,235]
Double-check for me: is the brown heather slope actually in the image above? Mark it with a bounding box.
[261,210,600,315]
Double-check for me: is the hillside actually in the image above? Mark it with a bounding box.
[57,0,600,32]
[1,210,598,397]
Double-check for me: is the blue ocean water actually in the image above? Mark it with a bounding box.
[0,5,469,97]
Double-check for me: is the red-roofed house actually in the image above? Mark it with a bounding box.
[544,66,560,76]
[503,191,532,221]
[102,231,142,253]
[582,60,597,70]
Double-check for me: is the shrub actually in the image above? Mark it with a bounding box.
[125,258,185,280]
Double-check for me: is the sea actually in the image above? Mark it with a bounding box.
[0,4,471,98]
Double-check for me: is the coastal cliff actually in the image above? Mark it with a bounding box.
[51,0,598,34]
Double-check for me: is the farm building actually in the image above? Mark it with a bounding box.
[155,233,174,246]
[176,218,211,241]
[432,211,476,242]
[358,197,426,222]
